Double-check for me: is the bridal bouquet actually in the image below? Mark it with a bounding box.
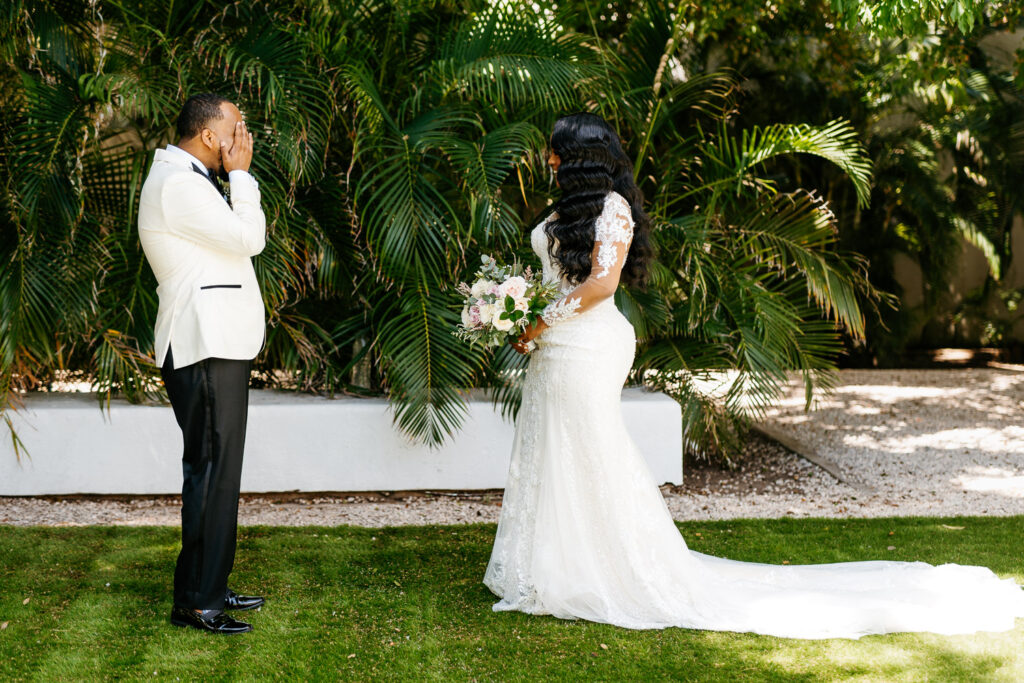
[454,255,560,349]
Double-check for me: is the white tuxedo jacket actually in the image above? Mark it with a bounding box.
[138,147,267,369]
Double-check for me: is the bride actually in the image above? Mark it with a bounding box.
[483,112,1024,639]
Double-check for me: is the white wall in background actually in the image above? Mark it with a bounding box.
[0,389,682,496]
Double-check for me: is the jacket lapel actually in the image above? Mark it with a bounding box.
[191,163,229,204]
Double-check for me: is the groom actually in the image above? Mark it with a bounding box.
[138,93,267,634]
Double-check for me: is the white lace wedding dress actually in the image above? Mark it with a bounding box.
[483,190,1024,639]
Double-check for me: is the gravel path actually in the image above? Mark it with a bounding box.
[1,368,1022,526]
[748,367,1024,518]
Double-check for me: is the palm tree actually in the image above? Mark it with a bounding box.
[1,0,882,464]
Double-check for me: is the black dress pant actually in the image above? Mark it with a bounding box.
[161,346,250,611]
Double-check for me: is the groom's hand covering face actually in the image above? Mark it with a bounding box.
[199,102,251,179]
[219,116,254,176]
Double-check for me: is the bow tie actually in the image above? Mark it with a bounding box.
[192,163,228,202]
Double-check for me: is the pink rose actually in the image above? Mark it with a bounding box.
[498,276,528,299]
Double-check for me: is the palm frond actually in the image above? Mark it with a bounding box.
[9,67,90,232]
[355,107,474,285]
[736,190,872,339]
[375,282,484,445]
[701,119,873,208]
[431,3,600,112]
[440,121,543,245]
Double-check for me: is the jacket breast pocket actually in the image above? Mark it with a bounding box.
[200,284,242,290]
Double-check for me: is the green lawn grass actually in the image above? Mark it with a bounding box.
[1,516,1022,681]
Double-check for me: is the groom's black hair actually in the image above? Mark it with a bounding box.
[177,93,230,140]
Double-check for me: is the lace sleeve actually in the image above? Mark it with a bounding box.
[540,193,634,327]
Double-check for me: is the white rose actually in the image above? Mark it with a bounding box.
[513,297,529,312]
[471,279,496,299]
[498,276,528,299]
[477,302,496,322]
[492,313,514,332]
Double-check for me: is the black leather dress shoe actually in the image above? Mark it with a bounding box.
[225,588,265,611]
[170,606,252,634]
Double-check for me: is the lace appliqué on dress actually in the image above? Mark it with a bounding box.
[540,296,582,324]
[594,197,634,278]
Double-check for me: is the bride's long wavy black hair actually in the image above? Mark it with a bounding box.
[543,112,653,288]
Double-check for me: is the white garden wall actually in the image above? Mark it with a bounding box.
[0,389,682,495]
